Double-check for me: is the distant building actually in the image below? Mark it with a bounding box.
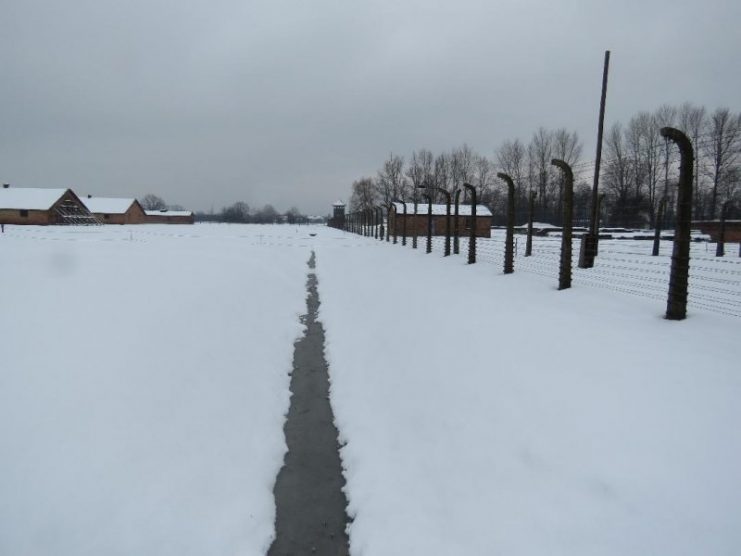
[144,209,195,224]
[83,196,147,224]
[328,201,346,229]
[390,202,492,238]
[692,220,741,242]
[0,185,98,225]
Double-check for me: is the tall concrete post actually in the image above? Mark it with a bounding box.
[498,173,516,274]
[526,191,536,257]
[386,204,392,242]
[401,201,408,246]
[412,199,418,249]
[551,160,574,290]
[463,183,477,264]
[661,127,694,321]
[453,189,461,255]
[424,194,432,254]
[580,50,611,269]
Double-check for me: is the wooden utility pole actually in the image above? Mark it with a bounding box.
[579,50,611,269]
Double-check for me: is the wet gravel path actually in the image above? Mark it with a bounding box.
[267,252,350,556]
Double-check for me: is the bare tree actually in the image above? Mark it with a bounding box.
[375,153,408,205]
[655,104,678,220]
[254,204,279,224]
[625,112,661,226]
[451,144,475,198]
[496,138,528,222]
[140,194,167,210]
[221,201,251,223]
[406,149,433,201]
[551,129,582,221]
[432,152,452,202]
[528,128,553,219]
[704,107,741,219]
[349,177,377,212]
[473,154,495,205]
[678,102,708,218]
[604,123,641,226]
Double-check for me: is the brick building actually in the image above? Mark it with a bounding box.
[389,202,492,238]
[692,220,741,242]
[144,209,195,224]
[0,186,98,225]
[83,196,148,224]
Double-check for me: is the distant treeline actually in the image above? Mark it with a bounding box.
[348,103,741,228]
[195,202,319,224]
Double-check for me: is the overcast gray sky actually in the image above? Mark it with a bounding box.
[1,0,739,215]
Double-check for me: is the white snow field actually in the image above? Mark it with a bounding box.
[0,224,313,556]
[315,227,741,556]
[2,223,740,556]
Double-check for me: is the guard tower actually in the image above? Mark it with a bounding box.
[329,200,346,229]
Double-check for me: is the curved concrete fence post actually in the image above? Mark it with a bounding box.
[660,126,694,321]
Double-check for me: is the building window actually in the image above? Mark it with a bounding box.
[19,209,28,217]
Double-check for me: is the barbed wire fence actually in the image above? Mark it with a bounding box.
[341,133,741,320]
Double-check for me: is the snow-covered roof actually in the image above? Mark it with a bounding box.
[514,222,559,229]
[145,210,193,217]
[333,200,346,207]
[392,202,492,217]
[83,197,138,214]
[0,187,69,210]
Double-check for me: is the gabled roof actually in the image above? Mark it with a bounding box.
[392,202,492,217]
[0,187,69,210]
[83,197,139,214]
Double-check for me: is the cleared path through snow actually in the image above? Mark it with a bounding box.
[268,252,350,556]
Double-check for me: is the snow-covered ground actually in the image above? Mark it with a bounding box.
[0,224,312,556]
[316,228,741,556]
[2,223,740,555]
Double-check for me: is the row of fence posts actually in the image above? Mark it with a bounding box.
[343,128,711,320]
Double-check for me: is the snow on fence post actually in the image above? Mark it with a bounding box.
[652,197,667,256]
[551,160,574,290]
[497,173,516,274]
[377,207,385,241]
[716,201,730,257]
[463,183,477,264]
[660,126,694,321]
[453,189,461,255]
[526,191,536,257]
